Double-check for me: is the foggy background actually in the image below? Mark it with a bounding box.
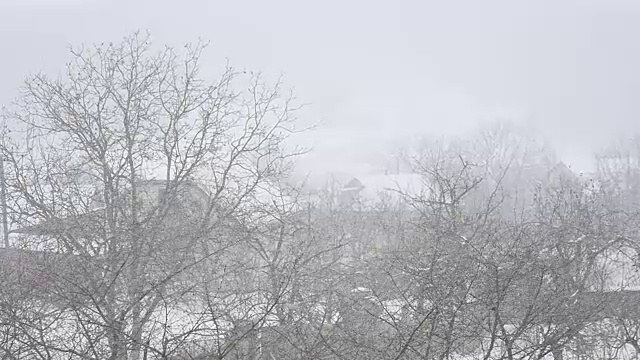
[1,0,639,177]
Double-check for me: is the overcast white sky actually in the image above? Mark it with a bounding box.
[1,0,639,175]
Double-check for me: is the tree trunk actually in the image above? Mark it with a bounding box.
[552,347,564,360]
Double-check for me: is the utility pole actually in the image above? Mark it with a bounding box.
[0,153,8,248]
[0,111,8,248]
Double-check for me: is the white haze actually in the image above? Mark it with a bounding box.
[1,0,639,177]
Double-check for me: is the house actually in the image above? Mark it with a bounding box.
[12,179,209,238]
[0,247,94,307]
[0,179,214,305]
[337,173,424,207]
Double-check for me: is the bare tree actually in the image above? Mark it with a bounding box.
[354,125,625,360]
[4,31,639,360]
[0,32,307,359]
